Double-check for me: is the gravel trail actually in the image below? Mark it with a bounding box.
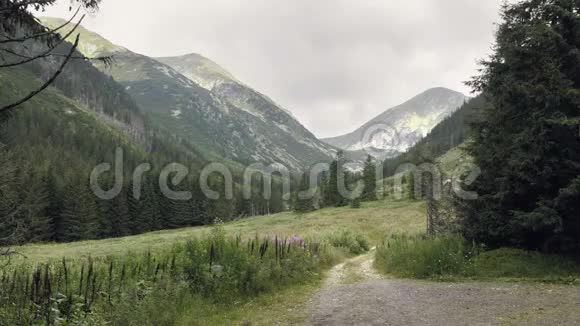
[308,252,580,326]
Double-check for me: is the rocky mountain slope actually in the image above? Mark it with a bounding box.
[323,88,469,158]
[41,18,334,169]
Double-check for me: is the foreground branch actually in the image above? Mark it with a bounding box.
[0,13,85,68]
[0,6,79,44]
[0,34,80,113]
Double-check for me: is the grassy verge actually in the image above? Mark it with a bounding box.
[0,224,373,324]
[375,235,580,284]
[0,199,423,324]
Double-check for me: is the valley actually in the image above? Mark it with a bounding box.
[6,200,580,325]
[2,1,580,325]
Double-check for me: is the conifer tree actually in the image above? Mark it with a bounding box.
[407,172,415,200]
[459,0,580,250]
[45,174,64,242]
[61,176,98,242]
[295,173,314,213]
[0,148,20,245]
[20,175,52,242]
[361,155,377,201]
[350,196,361,209]
[328,151,347,207]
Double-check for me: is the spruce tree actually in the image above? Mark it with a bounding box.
[21,175,52,242]
[407,172,415,200]
[61,176,99,242]
[328,151,347,207]
[0,149,20,244]
[46,174,65,242]
[295,173,314,213]
[459,0,580,250]
[361,155,377,201]
[350,196,361,209]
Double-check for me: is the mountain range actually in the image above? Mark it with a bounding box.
[41,18,335,170]
[0,15,479,243]
[30,18,470,172]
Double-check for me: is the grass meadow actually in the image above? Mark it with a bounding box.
[12,199,426,262]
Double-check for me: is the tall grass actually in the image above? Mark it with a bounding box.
[375,234,580,283]
[0,224,347,324]
[183,225,336,302]
[375,234,475,279]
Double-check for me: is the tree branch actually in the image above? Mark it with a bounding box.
[0,47,114,65]
[0,0,52,11]
[0,6,80,44]
[0,33,80,114]
[0,13,85,68]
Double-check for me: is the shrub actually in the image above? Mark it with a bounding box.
[327,230,370,255]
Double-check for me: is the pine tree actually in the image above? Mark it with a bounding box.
[350,196,361,209]
[295,173,314,213]
[318,171,330,208]
[21,175,52,242]
[328,151,347,207]
[46,174,65,242]
[0,148,21,245]
[61,177,99,242]
[137,179,163,232]
[206,177,234,222]
[459,0,580,250]
[362,155,377,201]
[109,189,132,237]
[407,172,415,200]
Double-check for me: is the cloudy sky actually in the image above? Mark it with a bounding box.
[39,0,503,138]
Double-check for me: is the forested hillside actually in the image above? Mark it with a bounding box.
[0,16,293,245]
[0,65,207,243]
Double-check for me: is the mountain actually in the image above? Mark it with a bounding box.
[155,53,334,164]
[323,87,469,158]
[382,94,486,177]
[41,18,334,170]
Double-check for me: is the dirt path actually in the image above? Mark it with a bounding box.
[307,251,580,326]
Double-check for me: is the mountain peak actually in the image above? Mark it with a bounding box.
[421,86,463,95]
[323,87,469,156]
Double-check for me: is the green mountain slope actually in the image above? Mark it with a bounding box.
[41,18,334,169]
[0,64,209,244]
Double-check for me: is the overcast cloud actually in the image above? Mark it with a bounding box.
[39,0,503,138]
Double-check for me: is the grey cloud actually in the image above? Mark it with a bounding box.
[43,0,503,137]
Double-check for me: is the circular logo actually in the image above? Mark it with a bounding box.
[360,122,401,157]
